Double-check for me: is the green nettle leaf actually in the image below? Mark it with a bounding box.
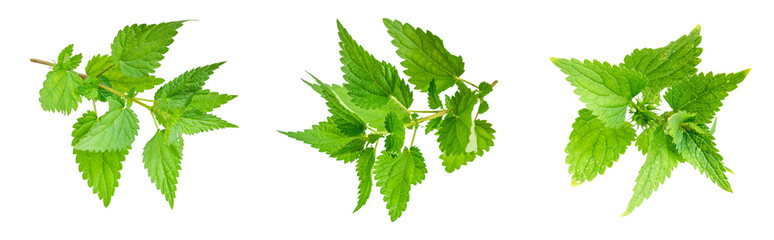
[172,110,238,135]
[187,90,237,112]
[74,150,127,207]
[384,112,406,153]
[554,25,746,215]
[143,130,184,208]
[664,70,749,124]
[32,21,237,207]
[354,147,376,212]
[672,122,732,192]
[283,19,496,221]
[111,21,185,78]
[623,25,702,104]
[551,58,647,128]
[280,120,366,163]
[303,74,367,136]
[374,147,427,221]
[566,109,636,186]
[437,86,477,155]
[624,126,681,216]
[384,18,465,92]
[39,45,84,115]
[337,20,413,110]
[154,62,226,126]
[73,107,140,152]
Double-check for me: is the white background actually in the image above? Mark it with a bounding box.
[1,0,772,239]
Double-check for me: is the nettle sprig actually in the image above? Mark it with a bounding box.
[32,21,237,208]
[281,19,497,221]
[551,25,749,216]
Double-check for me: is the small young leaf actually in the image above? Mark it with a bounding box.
[39,45,84,115]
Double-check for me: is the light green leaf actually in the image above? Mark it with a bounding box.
[280,120,367,163]
[172,110,237,135]
[331,84,409,132]
[85,54,114,77]
[474,119,495,156]
[384,112,406,153]
[54,44,82,71]
[187,90,237,112]
[337,20,413,109]
[566,109,636,186]
[111,21,185,78]
[302,74,366,136]
[623,126,681,216]
[154,62,225,126]
[71,111,127,207]
[374,147,426,221]
[101,68,165,93]
[354,147,375,213]
[142,129,184,208]
[74,150,127,207]
[672,124,732,192]
[440,152,476,173]
[73,107,139,152]
[664,70,749,124]
[635,126,656,155]
[437,86,477,155]
[623,25,702,104]
[39,69,83,115]
[551,58,647,128]
[384,18,464,92]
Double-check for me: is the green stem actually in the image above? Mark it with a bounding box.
[454,76,479,89]
[409,110,444,113]
[134,97,156,102]
[406,110,448,128]
[92,100,97,115]
[410,118,419,146]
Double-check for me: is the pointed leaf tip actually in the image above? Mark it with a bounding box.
[549,57,560,63]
